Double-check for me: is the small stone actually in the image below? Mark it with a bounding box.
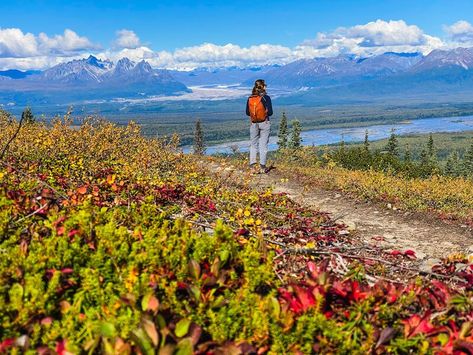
[334,193,341,198]
[420,258,442,273]
[387,203,392,209]
[339,230,350,236]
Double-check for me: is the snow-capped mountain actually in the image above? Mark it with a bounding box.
[36,55,184,88]
[39,55,114,83]
[357,52,422,75]
[410,47,473,72]
[169,65,279,86]
[0,56,190,103]
[256,52,424,88]
[112,57,135,75]
[3,48,473,107]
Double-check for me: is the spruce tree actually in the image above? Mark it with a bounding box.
[277,112,288,150]
[445,151,460,177]
[427,133,435,159]
[462,140,473,176]
[420,148,429,166]
[386,129,399,157]
[288,120,302,149]
[21,106,35,124]
[363,129,370,153]
[418,148,432,177]
[193,119,205,155]
[404,144,411,163]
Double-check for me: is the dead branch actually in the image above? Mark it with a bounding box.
[0,116,24,160]
[284,247,467,284]
[14,203,48,225]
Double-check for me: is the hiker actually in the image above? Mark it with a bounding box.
[246,79,273,173]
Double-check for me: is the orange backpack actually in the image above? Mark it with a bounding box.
[248,95,267,123]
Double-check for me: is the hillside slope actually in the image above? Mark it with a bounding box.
[1,116,473,353]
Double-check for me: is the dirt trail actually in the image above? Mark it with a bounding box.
[209,162,473,262]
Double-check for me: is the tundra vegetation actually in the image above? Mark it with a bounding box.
[1,110,473,354]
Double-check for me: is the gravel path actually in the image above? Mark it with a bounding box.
[209,161,473,262]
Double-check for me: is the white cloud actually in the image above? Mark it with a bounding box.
[149,43,294,69]
[38,29,98,54]
[348,20,425,47]
[113,29,141,49]
[444,20,473,43]
[1,20,469,71]
[0,28,38,58]
[301,20,444,57]
[98,46,155,63]
[0,27,98,60]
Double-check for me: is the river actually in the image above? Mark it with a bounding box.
[204,115,473,155]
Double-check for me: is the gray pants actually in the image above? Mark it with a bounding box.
[249,120,271,166]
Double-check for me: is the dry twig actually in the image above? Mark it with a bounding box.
[0,116,24,161]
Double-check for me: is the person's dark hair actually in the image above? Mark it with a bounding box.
[252,79,267,96]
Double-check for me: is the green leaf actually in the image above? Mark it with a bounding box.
[175,319,191,338]
[132,328,154,355]
[269,296,280,319]
[157,314,167,330]
[175,338,193,355]
[100,322,116,338]
[189,285,201,302]
[219,249,230,265]
[188,260,201,280]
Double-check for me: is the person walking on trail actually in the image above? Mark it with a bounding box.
[246,79,273,174]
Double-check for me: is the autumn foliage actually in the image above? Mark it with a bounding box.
[1,115,473,353]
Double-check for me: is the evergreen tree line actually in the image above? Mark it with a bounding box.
[329,129,473,178]
[189,114,473,179]
[192,113,304,156]
[277,112,302,150]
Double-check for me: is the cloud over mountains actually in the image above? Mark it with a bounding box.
[2,19,473,70]
[301,20,443,57]
[113,29,142,50]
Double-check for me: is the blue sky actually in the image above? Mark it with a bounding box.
[1,0,473,70]
[3,0,473,49]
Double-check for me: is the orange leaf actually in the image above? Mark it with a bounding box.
[77,186,87,195]
[107,174,116,185]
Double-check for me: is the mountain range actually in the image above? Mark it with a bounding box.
[3,47,473,108]
[0,56,190,105]
[253,47,473,103]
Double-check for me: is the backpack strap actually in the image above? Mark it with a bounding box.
[260,95,269,116]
